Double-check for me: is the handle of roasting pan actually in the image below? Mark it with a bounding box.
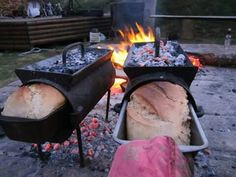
[62,42,85,66]
[155,27,161,57]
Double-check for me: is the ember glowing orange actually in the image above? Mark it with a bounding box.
[111,78,127,94]
[188,54,203,68]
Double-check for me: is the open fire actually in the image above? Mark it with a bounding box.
[110,23,202,69]
[188,54,203,68]
[109,23,155,68]
[110,23,202,93]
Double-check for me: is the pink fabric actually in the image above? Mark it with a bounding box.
[109,136,191,177]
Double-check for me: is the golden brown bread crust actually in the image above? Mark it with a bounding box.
[2,83,65,119]
[126,81,191,145]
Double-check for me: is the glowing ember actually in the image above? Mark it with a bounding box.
[109,23,155,67]
[111,78,127,94]
[188,54,203,68]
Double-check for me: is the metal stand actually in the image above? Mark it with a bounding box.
[105,89,111,122]
[37,143,46,161]
[76,127,84,167]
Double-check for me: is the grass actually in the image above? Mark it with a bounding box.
[0,47,63,88]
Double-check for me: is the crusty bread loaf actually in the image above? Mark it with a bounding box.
[2,83,65,119]
[126,81,191,145]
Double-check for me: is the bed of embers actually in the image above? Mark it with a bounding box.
[25,92,123,172]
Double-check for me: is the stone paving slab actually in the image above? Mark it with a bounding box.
[190,66,236,177]
[182,44,236,56]
[195,67,236,82]
[191,80,236,116]
[199,115,236,152]
[208,150,236,177]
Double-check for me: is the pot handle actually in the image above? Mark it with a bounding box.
[62,42,85,66]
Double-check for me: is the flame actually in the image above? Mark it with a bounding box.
[111,78,127,94]
[188,54,203,68]
[109,23,155,67]
[109,42,129,69]
[109,22,202,69]
[109,23,202,94]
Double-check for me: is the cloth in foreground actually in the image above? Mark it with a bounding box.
[109,136,191,177]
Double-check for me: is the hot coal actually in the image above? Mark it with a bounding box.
[126,42,187,67]
[32,48,108,74]
[28,100,121,171]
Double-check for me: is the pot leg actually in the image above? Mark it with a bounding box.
[76,127,84,167]
[37,143,46,161]
[105,89,111,122]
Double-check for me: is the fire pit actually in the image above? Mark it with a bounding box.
[0,42,116,166]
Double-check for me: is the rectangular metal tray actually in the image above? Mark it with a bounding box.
[113,100,208,153]
[123,42,198,87]
[15,49,112,90]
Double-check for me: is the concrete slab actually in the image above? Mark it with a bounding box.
[208,151,236,177]
[182,44,236,66]
[194,67,236,82]
[191,80,236,116]
[199,115,236,152]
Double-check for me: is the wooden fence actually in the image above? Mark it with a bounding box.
[0,16,111,50]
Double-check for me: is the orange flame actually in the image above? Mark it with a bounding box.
[109,23,155,67]
[111,78,127,94]
[188,54,203,68]
[110,24,202,93]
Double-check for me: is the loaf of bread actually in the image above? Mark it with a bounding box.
[126,81,191,145]
[2,83,66,119]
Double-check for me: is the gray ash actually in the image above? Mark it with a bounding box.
[127,42,187,67]
[33,48,108,74]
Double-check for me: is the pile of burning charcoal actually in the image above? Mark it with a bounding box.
[29,100,120,171]
[128,42,187,67]
[34,48,107,74]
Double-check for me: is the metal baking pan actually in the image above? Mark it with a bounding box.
[113,99,208,153]
[0,104,73,144]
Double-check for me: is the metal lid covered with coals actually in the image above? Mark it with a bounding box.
[124,42,198,87]
[15,42,113,90]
